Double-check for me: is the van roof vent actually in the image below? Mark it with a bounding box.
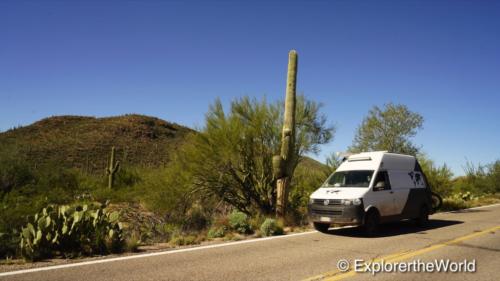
[348,156,372,162]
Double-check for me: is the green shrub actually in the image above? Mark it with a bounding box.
[289,162,328,226]
[223,233,244,241]
[441,197,471,211]
[0,231,19,259]
[125,234,141,253]
[249,215,266,232]
[454,191,477,201]
[140,165,190,218]
[181,206,210,232]
[260,218,283,237]
[153,223,180,243]
[115,168,142,188]
[228,211,252,234]
[0,145,34,195]
[207,226,227,239]
[170,235,199,246]
[19,202,124,261]
[418,156,454,197]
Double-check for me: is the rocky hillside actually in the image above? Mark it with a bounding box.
[0,114,194,173]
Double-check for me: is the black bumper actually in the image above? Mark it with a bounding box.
[308,203,364,225]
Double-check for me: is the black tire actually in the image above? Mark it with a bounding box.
[313,222,330,233]
[415,205,429,227]
[363,210,379,237]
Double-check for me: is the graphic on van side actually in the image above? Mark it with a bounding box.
[408,171,424,187]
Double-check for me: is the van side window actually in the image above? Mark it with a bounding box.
[373,171,391,191]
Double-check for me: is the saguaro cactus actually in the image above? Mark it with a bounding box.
[106,146,120,189]
[274,50,298,219]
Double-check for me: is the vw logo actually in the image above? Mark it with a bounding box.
[323,199,330,206]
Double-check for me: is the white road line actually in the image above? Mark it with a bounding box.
[2,202,500,277]
[0,230,318,277]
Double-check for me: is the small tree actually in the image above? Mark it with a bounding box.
[175,95,333,216]
[325,152,343,175]
[349,103,423,155]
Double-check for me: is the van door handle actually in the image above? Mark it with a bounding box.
[389,191,394,194]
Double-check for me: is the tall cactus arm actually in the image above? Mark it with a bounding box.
[275,50,298,219]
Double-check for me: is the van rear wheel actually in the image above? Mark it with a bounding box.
[415,205,429,227]
[313,222,330,233]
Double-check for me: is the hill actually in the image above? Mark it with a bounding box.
[0,114,328,175]
[0,114,194,173]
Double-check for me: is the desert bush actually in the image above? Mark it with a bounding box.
[207,216,231,239]
[0,231,19,259]
[114,167,142,188]
[170,234,199,246]
[440,197,471,211]
[125,234,141,253]
[418,156,453,197]
[224,233,245,241]
[152,223,180,243]
[452,191,478,201]
[487,161,500,193]
[207,226,227,239]
[459,160,500,195]
[19,202,124,261]
[249,215,266,232]
[289,162,326,225]
[228,211,252,234]
[0,148,34,195]
[139,166,190,220]
[181,205,210,232]
[260,218,284,237]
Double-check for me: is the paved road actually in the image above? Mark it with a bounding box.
[2,204,499,281]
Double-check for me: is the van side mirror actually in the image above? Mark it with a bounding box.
[374,181,385,191]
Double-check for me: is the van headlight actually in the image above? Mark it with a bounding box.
[342,199,362,206]
[309,197,314,204]
[341,199,352,206]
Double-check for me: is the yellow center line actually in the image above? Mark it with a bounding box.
[303,225,500,281]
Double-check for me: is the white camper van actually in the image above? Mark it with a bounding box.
[308,151,433,235]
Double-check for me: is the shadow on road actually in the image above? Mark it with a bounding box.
[326,219,463,238]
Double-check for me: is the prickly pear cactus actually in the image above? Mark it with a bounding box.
[19,202,123,261]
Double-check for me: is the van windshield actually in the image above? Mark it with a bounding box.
[324,170,374,188]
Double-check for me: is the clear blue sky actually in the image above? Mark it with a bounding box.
[1,1,499,176]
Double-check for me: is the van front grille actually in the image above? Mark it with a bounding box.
[313,199,342,205]
[311,209,342,216]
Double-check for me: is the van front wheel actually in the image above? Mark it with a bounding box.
[363,211,379,236]
[313,222,330,233]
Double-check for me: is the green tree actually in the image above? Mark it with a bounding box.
[349,103,424,155]
[174,95,334,216]
[325,152,343,175]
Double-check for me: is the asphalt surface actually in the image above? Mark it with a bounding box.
[1,204,499,281]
